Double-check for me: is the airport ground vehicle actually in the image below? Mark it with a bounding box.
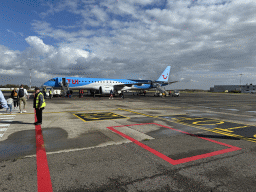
[53,89,61,97]
[172,90,180,97]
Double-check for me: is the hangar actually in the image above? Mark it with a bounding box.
[211,84,256,93]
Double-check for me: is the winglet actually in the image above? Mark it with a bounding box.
[156,66,171,82]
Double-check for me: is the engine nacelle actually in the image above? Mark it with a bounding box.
[99,86,114,94]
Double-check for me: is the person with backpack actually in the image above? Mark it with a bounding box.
[11,88,18,109]
[18,84,28,113]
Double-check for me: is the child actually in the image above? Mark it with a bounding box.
[6,97,13,114]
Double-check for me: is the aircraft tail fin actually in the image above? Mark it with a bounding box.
[156,66,171,82]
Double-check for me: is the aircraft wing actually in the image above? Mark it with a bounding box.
[168,81,179,84]
[113,81,151,89]
[127,79,152,84]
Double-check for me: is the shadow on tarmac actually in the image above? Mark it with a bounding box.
[0,121,34,125]
[190,134,241,140]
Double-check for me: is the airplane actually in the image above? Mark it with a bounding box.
[43,66,178,97]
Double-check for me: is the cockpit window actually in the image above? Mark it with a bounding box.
[49,79,55,81]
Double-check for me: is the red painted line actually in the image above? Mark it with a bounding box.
[35,110,53,192]
[107,123,241,165]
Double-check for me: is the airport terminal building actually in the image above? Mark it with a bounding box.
[211,84,256,93]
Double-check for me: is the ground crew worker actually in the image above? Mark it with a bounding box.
[33,87,46,125]
[49,90,52,99]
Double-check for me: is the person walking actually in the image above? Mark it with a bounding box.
[79,89,84,98]
[43,87,47,99]
[0,90,8,110]
[17,85,28,113]
[81,89,84,98]
[79,89,81,98]
[67,90,70,98]
[11,88,19,109]
[109,90,113,99]
[33,87,46,125]
[120,91,124,99]
[6,97,13,114]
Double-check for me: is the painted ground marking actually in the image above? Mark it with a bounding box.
[73,112,128,122]
[34,110,53,192]
[117,109,256,143]
[161,115,256,142]
[107,123,241,165]
[0,115,14,138]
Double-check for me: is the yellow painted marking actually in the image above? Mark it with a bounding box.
[73,114,87,123]
[117,108,256,143]
[215,128,233,133]
[192,120,225,125]
[74,112,128,122]
[228,125,248,130]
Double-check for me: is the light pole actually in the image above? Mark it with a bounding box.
[29,69,32,90]
[239,73,243,91]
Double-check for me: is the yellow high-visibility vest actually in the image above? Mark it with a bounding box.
[36,92,46,108]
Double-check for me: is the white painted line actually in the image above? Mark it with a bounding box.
[0,117,15,119]
[247,111,256,113]
[0,124,10,127]
[0,128,8,132]
[25,140,131,158]
[226,109,239,111]
[0,115,16,117]
[0,134,4,138]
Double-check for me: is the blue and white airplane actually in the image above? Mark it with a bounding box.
[43,66,177,96]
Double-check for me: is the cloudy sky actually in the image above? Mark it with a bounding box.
[0,0,255,89]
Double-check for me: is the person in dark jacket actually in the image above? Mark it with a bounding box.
[11,88,19,109]
[33,87,46,125]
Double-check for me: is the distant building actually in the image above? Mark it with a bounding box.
[212,84,256,93]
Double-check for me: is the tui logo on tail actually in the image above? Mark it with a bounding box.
[162,73,168,79]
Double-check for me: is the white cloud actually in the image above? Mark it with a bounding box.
[25,36,53,54]
[1,0,256,88]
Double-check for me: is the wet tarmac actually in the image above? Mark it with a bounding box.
[0,92,256,191]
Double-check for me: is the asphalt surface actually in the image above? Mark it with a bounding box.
[0,92,256,192]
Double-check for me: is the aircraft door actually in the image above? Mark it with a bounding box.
[62,78,67,87]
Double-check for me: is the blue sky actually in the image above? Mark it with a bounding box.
[0,0,255,89]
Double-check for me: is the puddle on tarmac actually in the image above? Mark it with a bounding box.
[246,118,256,122]
[0,128,112,162]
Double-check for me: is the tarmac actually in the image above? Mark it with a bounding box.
[0,92,256,192]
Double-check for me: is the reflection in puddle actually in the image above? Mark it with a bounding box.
[0,128,112,162]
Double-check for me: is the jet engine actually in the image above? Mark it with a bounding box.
[99,86,114,94]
